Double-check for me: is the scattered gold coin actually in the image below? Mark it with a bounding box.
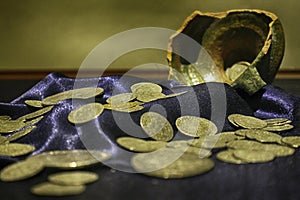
[106,93,136,105]
[140,112,173,142]
[0,135,7,144]
[24,100,43,108]
[6,126,36,143]
[263,144,295,157]
[228,114,267,129]
[131,82,162,94]
[68,103,104,124]
[117,137,166,152]
[262,124,294,132]
[0,143,35,157]
[216,150,247,164]
[281,136,300,148]
[42,87,104,105]
[31,182,86,196]
[48,171,99,186]
[18,106,53,121]
[243,129,282,143]
[32,150,111,169]
[0,158,44,182]
[232,149,275,163]
[264,118,292,126]
[0,116,11,121]
[176,116,218,137]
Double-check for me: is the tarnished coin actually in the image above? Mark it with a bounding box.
[131,82,162,94]
[31,182,86,196]
[176,116,218,137]
[264,118,291,125]
[68,103,104,124]
[281,136,300,148]
[131,148,215,179]
[140,112,173,142]
[117,137,166,152]
[106,93,136,104]
[0,143,35,157]
[24,100,43,108]
[232,150,275,163]
[48,171,99,186]
[263,124,294,132]
[216,150,247,164]
[25,116,44,126]
[32,150,111,169]
[263,144,295,157]
[244,129,282,143]
[0,159,44,182]
[6,126,36,142]
[42,87,104,105]
[230,114,267,129]
[18,106,53,121]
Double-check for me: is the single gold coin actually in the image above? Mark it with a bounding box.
[106,93,136,105]
[140,112,173,142]
[18,106,53,121]
[0,135,7,144]
[24,100,43,108]
[131,148,215,179]
[227,140,264,151]
[264,118,291,125]
[68,103,104,124]
[0,116,11,121]
[189,133,239,149]
[0,158,44,182]
[263,124,294,132]
[232,149,275,163]
[48,171,99,186]
[136,92,166,103]
[105,102,144,113]
[42,87,104,105]
[6,126,36,142]
[32,150,111,169]
[216,150,247,164]
[0,143,35,157]
[263,144,295,157]
[176,116,218,137]
[31,182,86,196]
[131,82,162,94]
[231,114,267,129]
[117,137,166,152]
[227,114,240,127]
[24,116,44,126]
[281,136,300,148]
[244,129,282,143]
[0,119,27,134]
[166,140,212,158]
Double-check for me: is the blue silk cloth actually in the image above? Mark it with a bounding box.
[0,72,299,169]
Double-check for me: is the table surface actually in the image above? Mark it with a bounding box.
[0,78,300,200]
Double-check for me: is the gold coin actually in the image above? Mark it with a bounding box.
[31,182,86,196]
[176,116,218,137]
[0,119,27,134]
[24,100,43,108]
[131,82,162,94]
[264,118,291,125]
[25,116,44,126]
[18,106,53,121]
[136,92,166,103]
[48,171,99,186]
[281,136,300,148]
[0,158,44,182]
[227,114,240,127]
[231,114,267,129]
[6,126,36,142]
[0,116,11,121]
[116,137,166,152]
[232,149,275,163]
[32,150,111,169]
[227,140,264,151]
[105,102,144,113]
[0,143,35,157]
[167,141,212,158]
[263,124,294,132]
[140,112,173,142]
[263,144,295,157]
[106,93,136,104]
[216,150,247,164]
[244,129,282,143]
[42,87,104,105]
[68,103,104,124]
[189,133,239,149]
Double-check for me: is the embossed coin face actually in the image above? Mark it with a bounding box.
[31,182,86,196]
[281,136,300,148]
[176,116,218,137]
[229,114,267,129]
[232,150,275,163]
[68,103,104,124]
[24,100,43,108]
[0,159,44,182]
[0,143,35,157]
[131,148,215,179]
[48,171,99,186]
[131,82,162,94]
[32,150,111,169]
[117,137,166,152]
[140,112,173,142]
[42,87,104,105]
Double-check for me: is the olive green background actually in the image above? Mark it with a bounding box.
[0,0,299,71]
